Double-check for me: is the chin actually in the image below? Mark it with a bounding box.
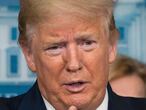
[64,93,97,109]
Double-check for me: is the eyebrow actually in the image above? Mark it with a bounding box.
[42,33,99,46]
[42,40,66,47]
[75,34,99,41]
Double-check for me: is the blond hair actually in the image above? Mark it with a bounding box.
[18,0,118,46]
[109,55,146,83]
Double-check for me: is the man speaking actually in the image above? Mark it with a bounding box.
[0,0,146,110]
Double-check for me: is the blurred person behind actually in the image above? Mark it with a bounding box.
[109,54,146,98]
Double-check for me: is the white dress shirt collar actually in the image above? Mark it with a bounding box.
[97,89,108,110]
[42,89,108,110]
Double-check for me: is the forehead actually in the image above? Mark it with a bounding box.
[36,17,106,40]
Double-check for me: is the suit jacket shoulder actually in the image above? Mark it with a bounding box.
[0,82,146,110]
[0,83,46,110]
[108,83,146,110]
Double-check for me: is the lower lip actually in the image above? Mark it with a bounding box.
[63,83,88,93]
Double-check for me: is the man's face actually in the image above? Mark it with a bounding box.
[23,19,117,109]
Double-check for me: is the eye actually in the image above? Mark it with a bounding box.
[83,40,95,45]
[79,40,97,51]
[45,43,65,56]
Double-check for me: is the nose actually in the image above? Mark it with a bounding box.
[64,43,82,72]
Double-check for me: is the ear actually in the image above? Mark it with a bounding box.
[21,45,36,72]
[109,29,119,63]
[108,40,118,64]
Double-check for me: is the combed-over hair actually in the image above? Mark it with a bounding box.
[18,0,118,46]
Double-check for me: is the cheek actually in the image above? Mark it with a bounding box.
[82,49,109,86]
[36,56,67,99]
[83,49,109,74]
[36,53,63,72]
[34,53,65,86]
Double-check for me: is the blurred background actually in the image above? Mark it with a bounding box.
[0,0,146,97]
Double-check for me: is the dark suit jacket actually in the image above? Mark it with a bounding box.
[0,82,146,110]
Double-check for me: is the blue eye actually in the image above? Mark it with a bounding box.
[83,40,95,45]
[80,40,97,51]
[48,45,61,50]
[46,43,65,56]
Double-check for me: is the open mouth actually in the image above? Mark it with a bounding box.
[63,81,88,93]
[66,81,85,86]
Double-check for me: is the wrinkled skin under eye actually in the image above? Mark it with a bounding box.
[78,39,98,51]
[45,42,66,56]
[44,38,98,56]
